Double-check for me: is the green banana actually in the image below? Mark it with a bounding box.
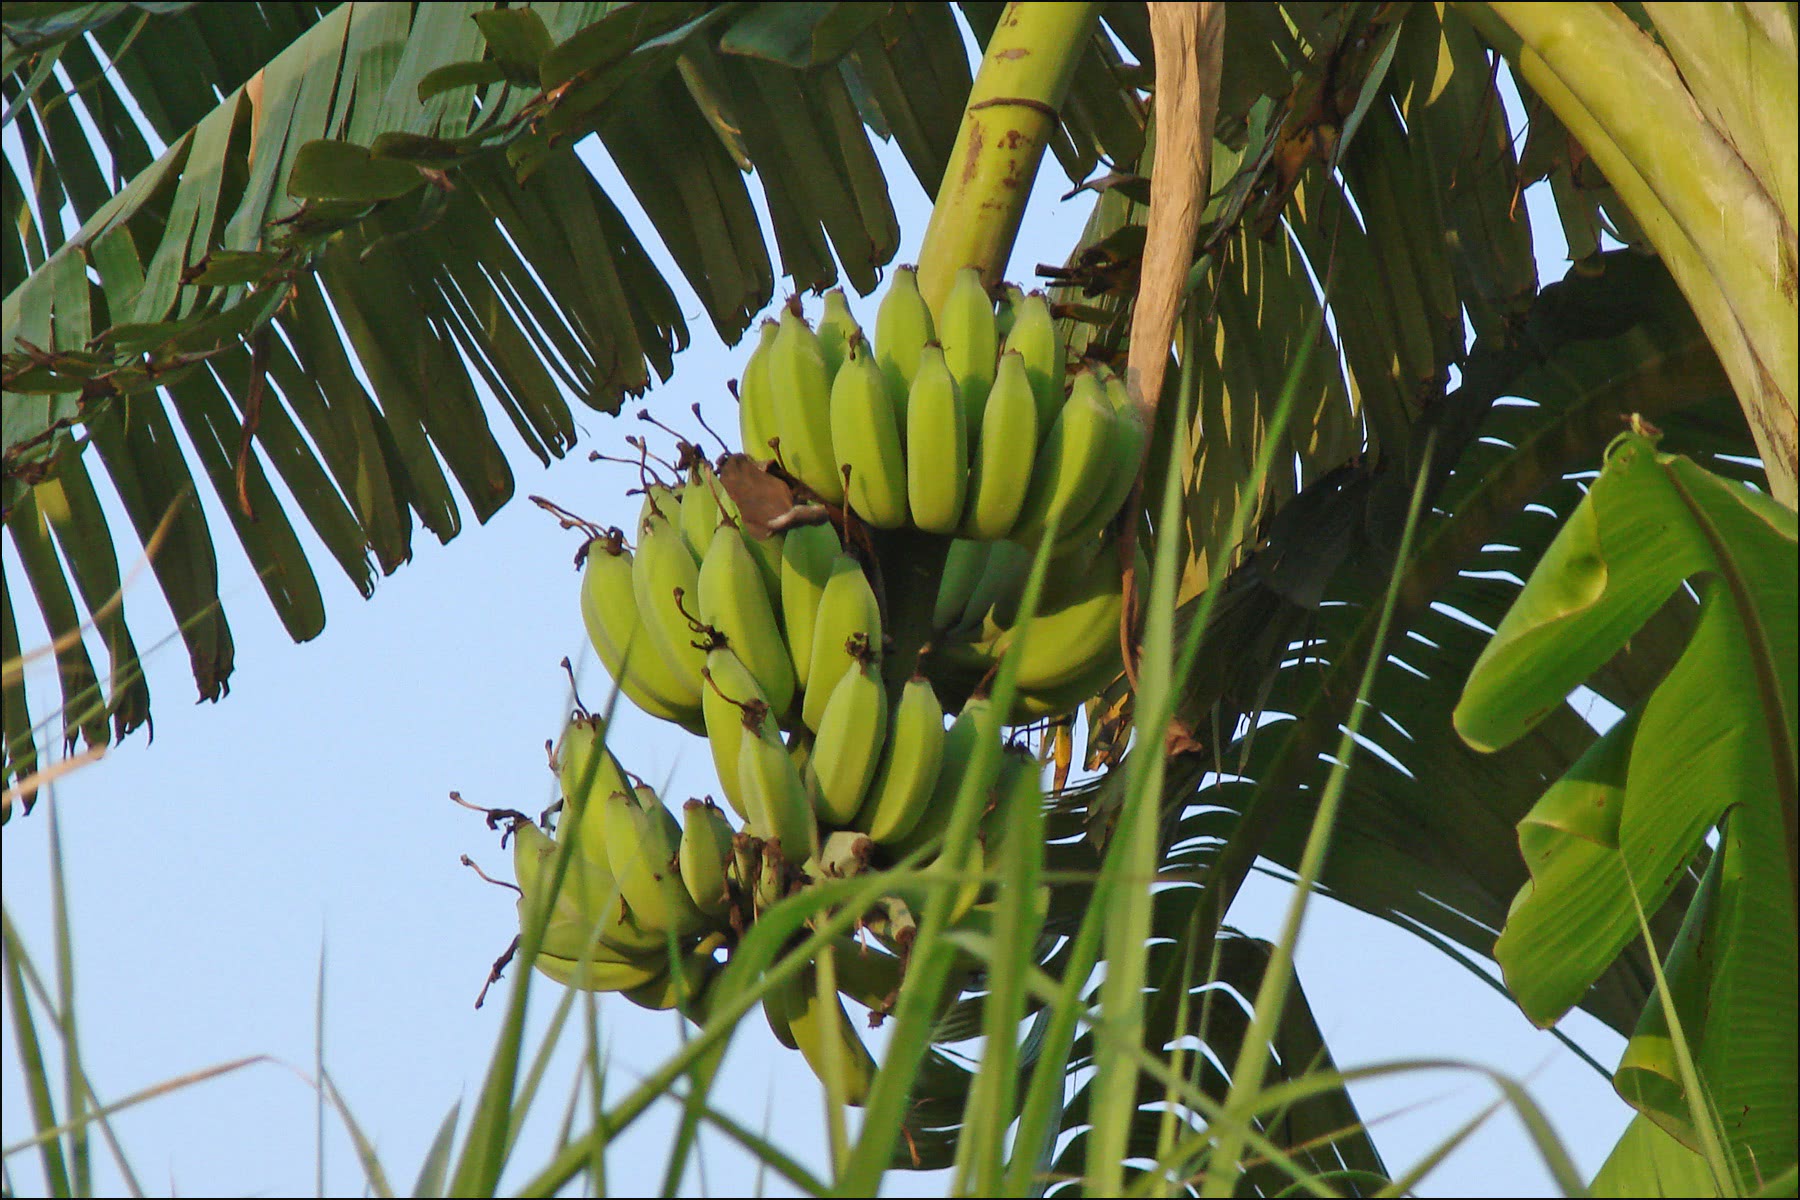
[986,541,1137,695]
[697,520,796,718]
[739,318,781,462]
[1002,290,1066,433]
[933,538,991,634]
[768,302,843,504]
[852,671,945,845]
[808,638,888,826]
[960,349,1039,540]
[779,957,879,1105]
[779,520,841,693]
[885,691,999,860]
[737,714,817,861]
[764,989,800,1050]
[554,713,632,840]
[678,799,736,921]
[579,535,705,734]
[904,344,968,535]
[1050,369,1148,556]
[1008,368,1118,549]
[802,553,883,732]
[957,539,1032,637]
[511,820,655,965]
[679,458,724,560]
[830,338,909,529]
[826,935,904,1018]
[815,288,862,380]
[938,266,998,446]
[621,942,720,1016]
[600,784,712,938]
[531,946,671,993]
[631,508,711,696]
[873,264,934,411]
[994,282,1026,345]
[699,644,774,826]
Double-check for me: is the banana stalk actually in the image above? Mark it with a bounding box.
[913,3,1102,314]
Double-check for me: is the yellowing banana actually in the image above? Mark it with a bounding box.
[853,671,945,844]
[678,799,735,921]
[768,303,843,504]
[779,521,841,693]
[987,541,1137,695]
[938,266,998,446]
[874,264,934,411]
[961,349,1039,540]
[697,520,795,718]
[904,344,968,535]
[738,319,782,462]
[808,640,887,826]
[579,535,705,734]
[802,553,883,733]
[510,820,649,964]
[830,339,909,529]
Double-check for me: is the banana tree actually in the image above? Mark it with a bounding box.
[4,1,1795,1192]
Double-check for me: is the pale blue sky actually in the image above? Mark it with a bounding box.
[3,24,1634,1197]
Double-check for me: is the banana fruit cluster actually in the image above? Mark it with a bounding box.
[739,268,1147,555]
[496,265,1150,1106]
[491,703,1043,1103]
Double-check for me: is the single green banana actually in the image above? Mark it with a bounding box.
[825,935,904,1019]
[986,542,1138,695]
[621,942,720,1016]
[938,266,998,446]
[554,713,632,840]
[606,784,713,938]
[830,338,909,529]
[904,343,968,535]
[808,638,888,826]
[781,958,879,1105]
[768,302,843,504]
[579,534,706,734]
[737,714,817,861]
[697,520,796,718]
[960,349,1039,540]
[1008,369,1118,549]
[679,458,724,560]
[510,820,654,965]
[873,264,934,412]
[802,553,883,732]
[739,318,782,462]
[699,644,774,826]
[932,538,991,634]
[531,946,671,993]
[1002,290,1066,433]
[631,509,711,696]
[1050,370,1149,556]
[764,991,800,1050]
[678,799,736,921]
[815,288,862,380]
[779,520,841,693]
[852,671,945,845]
[994,282,1027,345]
[884,692,998,861]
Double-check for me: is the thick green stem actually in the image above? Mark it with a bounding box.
[913,1,1101,316]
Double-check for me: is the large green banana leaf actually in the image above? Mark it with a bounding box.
[1,1,1148,797]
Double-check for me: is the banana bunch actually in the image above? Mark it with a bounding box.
[734,271,1145,551]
